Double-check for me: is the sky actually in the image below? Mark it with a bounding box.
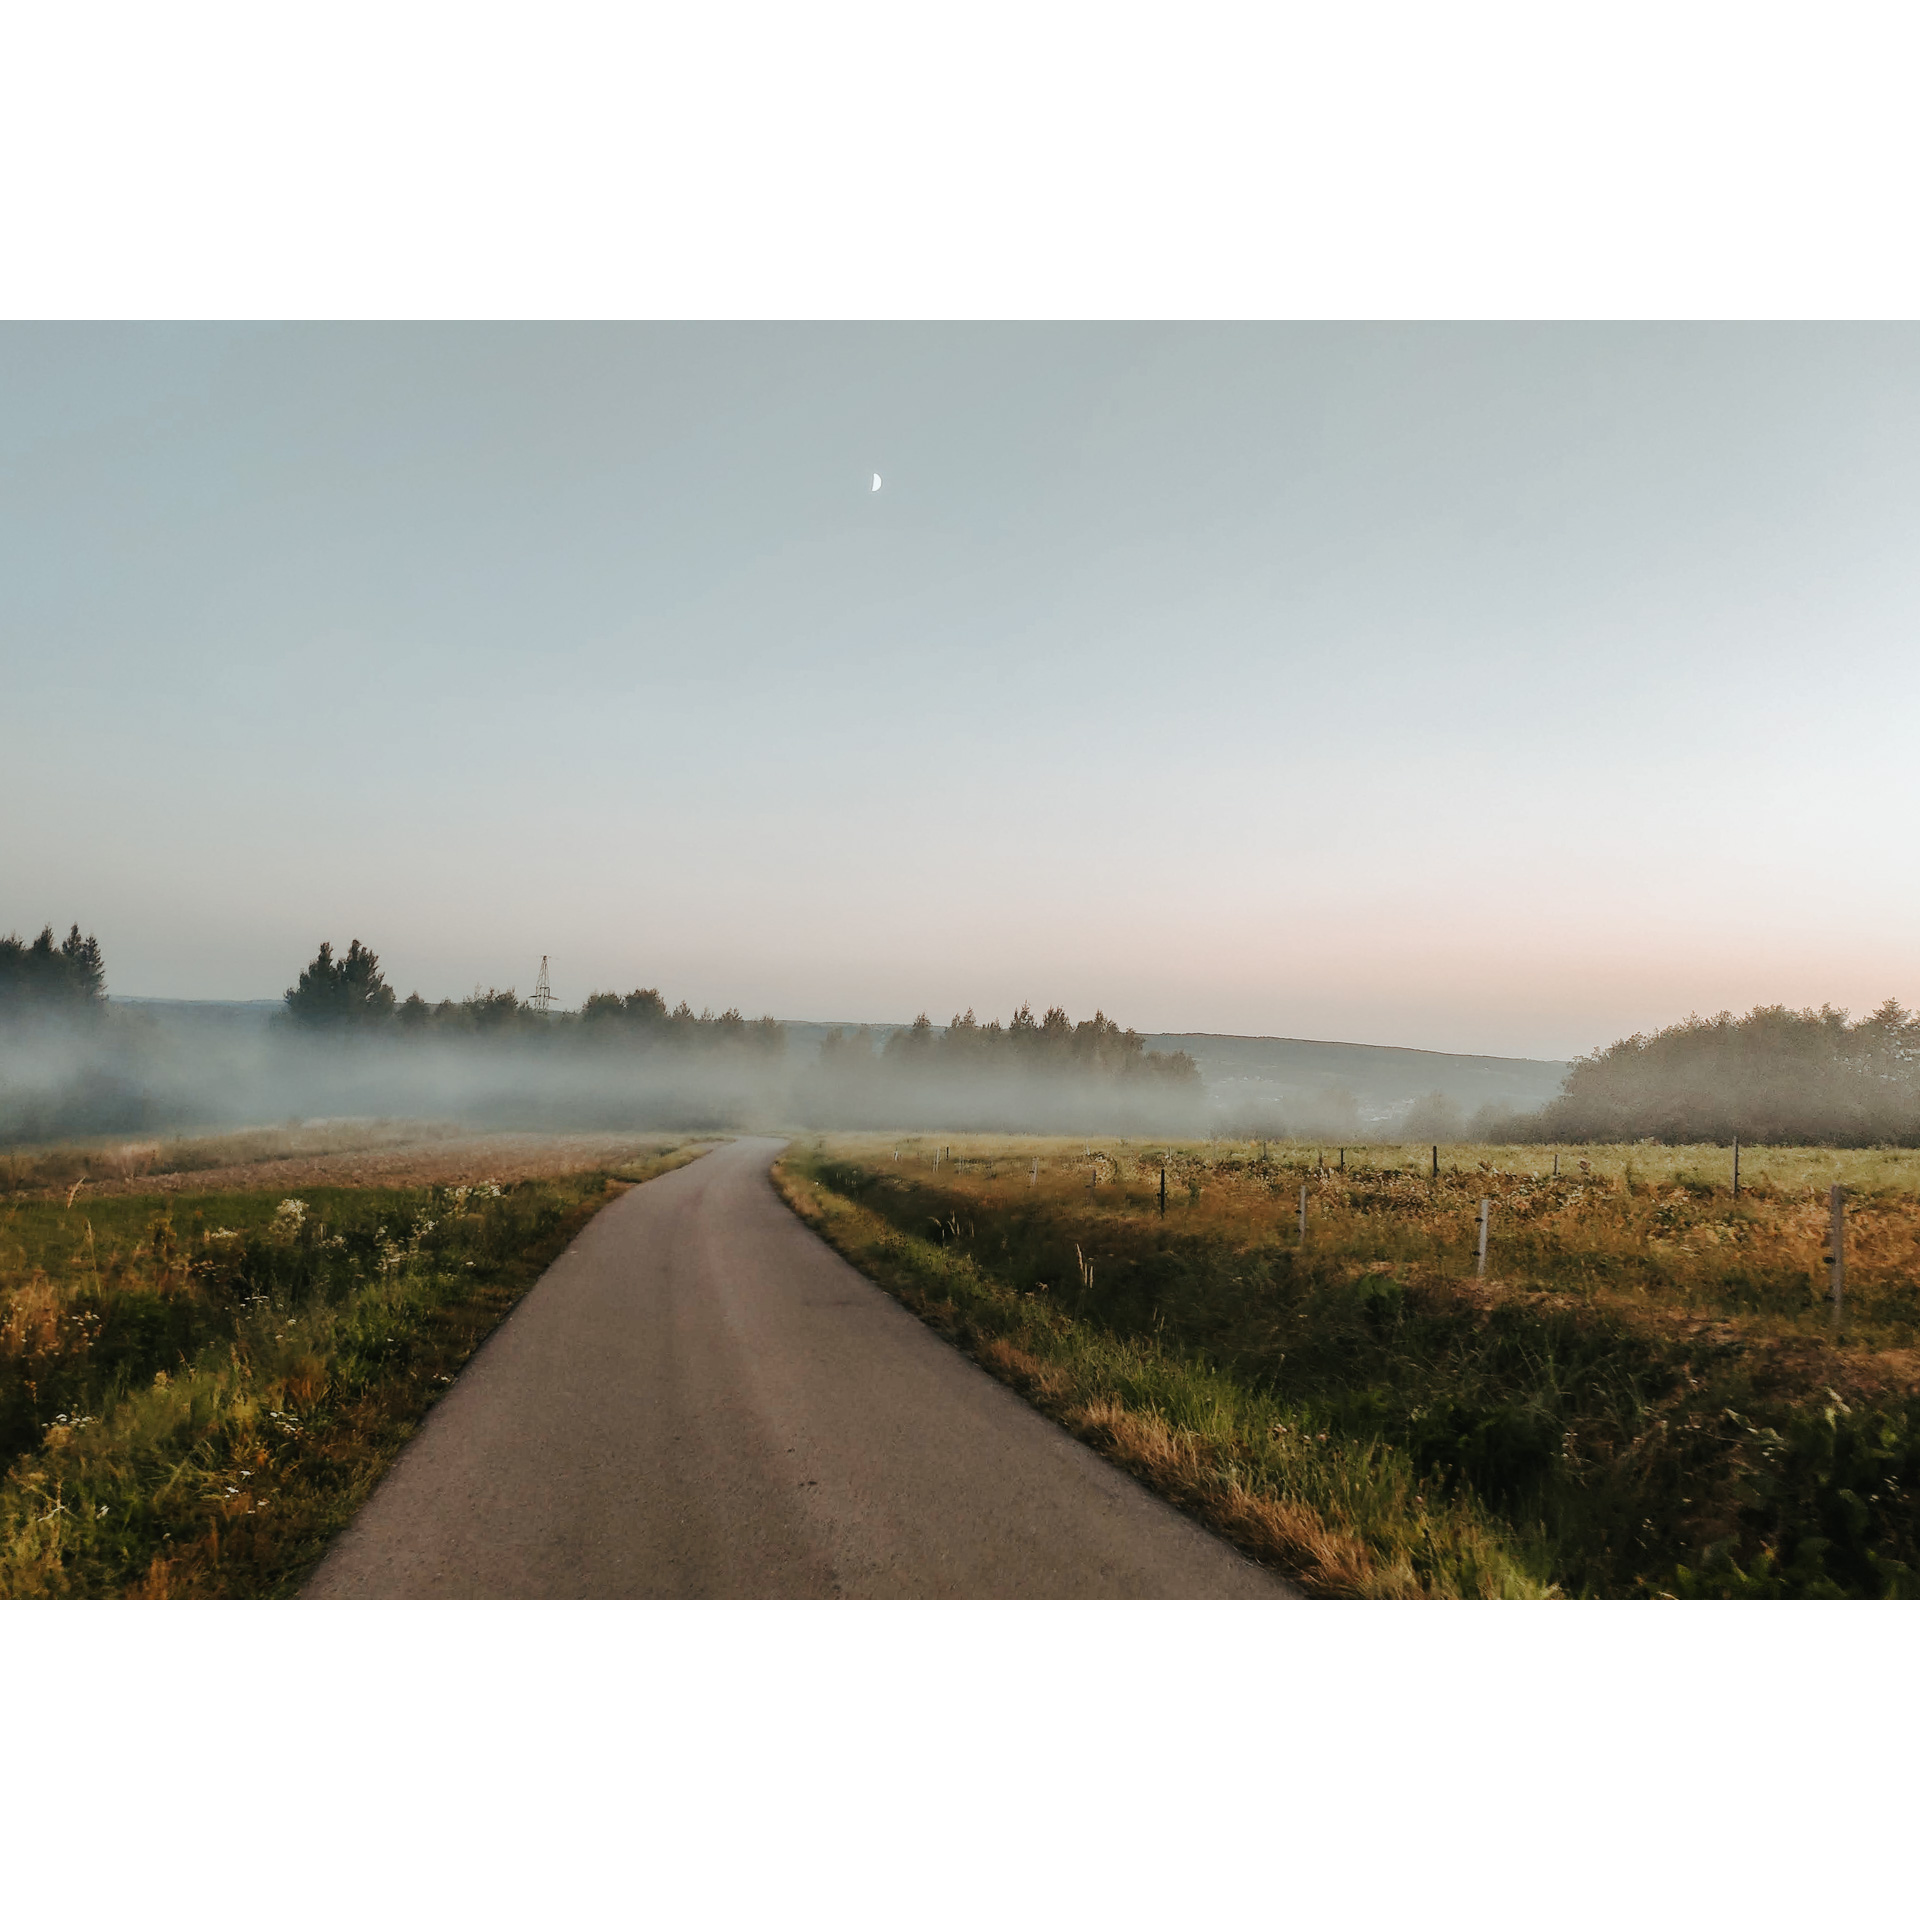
[4,322,1918,1060]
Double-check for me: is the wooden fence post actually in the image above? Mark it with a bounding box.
[1477,1197,1490,1277]
[1830,1184,1845,1328]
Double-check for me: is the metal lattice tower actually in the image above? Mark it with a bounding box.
[530,955,554,1015]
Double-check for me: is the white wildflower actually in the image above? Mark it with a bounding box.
[268,1198,309,1244]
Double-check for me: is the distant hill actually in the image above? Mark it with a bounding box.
[782,1019,1567,1133]
[112,997,283,1028]
[1142,1031,1567,1132]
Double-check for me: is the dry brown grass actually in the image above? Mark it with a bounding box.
[782,1132,1920,1597]
[775,1154,1553,1598]
[1067,1398,1389,1598]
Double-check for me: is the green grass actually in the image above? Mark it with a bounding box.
[778,1135,1920,1598]
[775,1149,1550,1596]
[0,1142,701,1597]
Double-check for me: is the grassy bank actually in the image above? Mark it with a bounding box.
[0,1137,703,1597]
[0,1120,463,1196]
[777,1134,1920,1598]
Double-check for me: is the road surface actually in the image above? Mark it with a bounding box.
[305,1136,1292,1598]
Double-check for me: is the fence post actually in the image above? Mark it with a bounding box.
[1732,1136,1740,1200]
[1159,1162,1167,1216]
[1431,1144,1439,1179]
[1298,1184,1307,1245]
[1830,1184,1845,1328]
[1477,1197,1490,1277]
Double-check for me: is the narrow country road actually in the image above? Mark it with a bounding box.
[305,1136,1292,1598]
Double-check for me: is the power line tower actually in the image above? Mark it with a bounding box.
[529,955,555,1015]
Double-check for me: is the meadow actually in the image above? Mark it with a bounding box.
[0,1129,702,1597]
[777,1132,1920,1598]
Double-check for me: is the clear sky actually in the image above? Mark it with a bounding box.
[4,323,1916,1059]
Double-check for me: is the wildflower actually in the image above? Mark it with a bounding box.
[268,1199,309,1244]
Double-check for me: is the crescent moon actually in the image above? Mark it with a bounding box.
[872,473,882,492]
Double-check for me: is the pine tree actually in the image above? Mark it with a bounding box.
[59,924,105,1005]
[0,922,107,1016]
[285,938,396,1028]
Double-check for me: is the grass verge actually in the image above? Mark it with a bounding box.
[773,1146,1551,1596]
[0,1140,705,1597]
[777,1135,1920,1598]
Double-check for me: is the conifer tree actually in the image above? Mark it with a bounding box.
[284,938,396,1028]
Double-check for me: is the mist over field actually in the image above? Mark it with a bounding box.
[13,923,1919,1150]
[0,1005,1217,1144]
[0,932,1220,1144]
[12,917,1920,1151]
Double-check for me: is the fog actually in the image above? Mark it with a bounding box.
[20,999,1907,1150]
[0,984,1595,1149]
[0,1006,1215,1148]
[45,998,1920,1149]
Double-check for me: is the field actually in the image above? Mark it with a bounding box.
[0,1127,705,1597]
[776,1132,1920,1597]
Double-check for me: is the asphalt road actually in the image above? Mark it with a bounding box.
[305,1136,1292,1598]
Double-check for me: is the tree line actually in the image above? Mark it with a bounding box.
[284,938,784,1051]
[0,925,106,1020]
[1506,1001,1920,1146]
[819,1005,1200,1084]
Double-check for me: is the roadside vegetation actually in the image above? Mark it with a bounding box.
[0,1132,702,1597]
[777,1134,1920,1598]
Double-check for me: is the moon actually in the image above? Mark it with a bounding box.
[871,473,882,492]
